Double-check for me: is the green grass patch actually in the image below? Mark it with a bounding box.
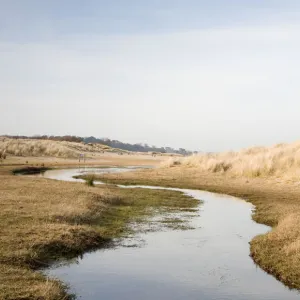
[94,186,199,239]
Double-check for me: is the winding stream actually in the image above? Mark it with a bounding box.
[39,168,299,299]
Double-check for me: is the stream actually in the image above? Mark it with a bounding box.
[38,167,299,300]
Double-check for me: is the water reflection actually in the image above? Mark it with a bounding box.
[39,166,146,182]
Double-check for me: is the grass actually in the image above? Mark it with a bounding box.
[85,175,95,186]
[87,166,300,290]
[0,137,126,159]
[94,187,199,238]
[163,140,300,181]
[0,174,198,300]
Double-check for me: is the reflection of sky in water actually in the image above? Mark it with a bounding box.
[44,169,300,300]
[39,167,145,182]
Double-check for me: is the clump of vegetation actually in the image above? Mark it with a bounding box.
[85,175,95,186]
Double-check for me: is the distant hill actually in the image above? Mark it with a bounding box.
[0,137,118,158]
[83,136,193,155]
[2,135,194,156]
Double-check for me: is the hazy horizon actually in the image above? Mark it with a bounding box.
[1,1,300,152]
[2,133,300,153]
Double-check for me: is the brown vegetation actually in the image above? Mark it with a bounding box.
[164,141,300,181]
[0,137,126,159]
[0,175,112,299]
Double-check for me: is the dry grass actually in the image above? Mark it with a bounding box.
[164,140,300,181]
[0,175,113,299]
[0,138,167,170]
[0,171,196,299]
[92,166,300,289]
[0,137,126,159]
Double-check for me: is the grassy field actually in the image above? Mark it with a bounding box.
[88,162,300,290]
[0,171,197,300]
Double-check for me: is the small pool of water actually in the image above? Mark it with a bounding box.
[41,168,299,300]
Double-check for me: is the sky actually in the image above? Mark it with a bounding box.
[1,1,300,151]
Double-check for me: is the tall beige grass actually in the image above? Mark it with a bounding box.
[163,141,300,179]
[0,137,115,158]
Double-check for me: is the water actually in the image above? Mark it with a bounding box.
[41,168,299,300]
[38,166,148,182]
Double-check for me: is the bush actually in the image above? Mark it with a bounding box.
[85,176,95,187]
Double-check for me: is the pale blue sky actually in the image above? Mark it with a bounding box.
[1,1,300,151]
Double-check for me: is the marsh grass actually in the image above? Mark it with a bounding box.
[95,187,199,238]
[0,174,197,300]
[159,217,194,230]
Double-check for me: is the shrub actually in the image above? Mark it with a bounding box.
[85,176,95,187]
